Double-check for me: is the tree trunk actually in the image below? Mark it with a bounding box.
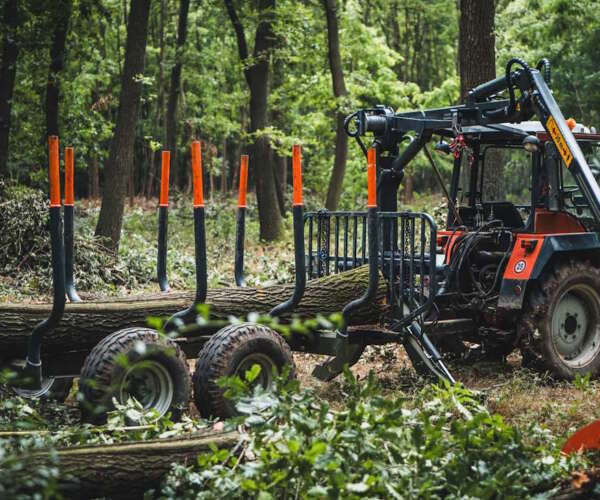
[458,0,503,200]
[95,0,151,250]
[390,0,402,80]
[90,156,100,199]
[0,0,19,178]
[44,0,72,139]
[273,151,286,215]
[157,0,167,144]
[25,431,239,499]
[166,0,190,188]
[221,137,228,194]
[0,265,387,358]
[458,0,495,102]
[225,0,281,241]
[403,172,413,202]
[323,0,348,211]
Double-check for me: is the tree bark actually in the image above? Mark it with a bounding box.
[166,0,190,188]
[225,0,281,241]
[458,0,495,102]
[44,0,72,139]
[95,0,151,250]
[25,431,239,498]
[458,0,503,200]
[0,0,19,178]
[221,137,228,194]
[0,265,387,358]
[323,0,348,211]
[90,156,100,198]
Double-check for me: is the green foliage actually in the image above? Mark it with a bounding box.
[496,0,600,127]
[158,371,579,499]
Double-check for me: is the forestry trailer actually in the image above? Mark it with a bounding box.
[5,57,600,453]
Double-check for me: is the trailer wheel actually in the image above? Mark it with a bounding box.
[79,327,191,424]
[193,323,295,418]
[13,377,73,402]
[519,260,600,379]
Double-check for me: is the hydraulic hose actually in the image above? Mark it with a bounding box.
[505,57,532,114]
[536,58,551,85]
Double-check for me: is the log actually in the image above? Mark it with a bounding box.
[24,431,240,498]
[0,265,387,358]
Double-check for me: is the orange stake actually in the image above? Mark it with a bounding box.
[238,155,249,208]
[191,141,204,207]
[367,147,377,208]
[64,146,74,206]
[160,150,170,207]
[48,136,60,207]
[292,144,302,206]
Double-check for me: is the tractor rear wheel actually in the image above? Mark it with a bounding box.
[79,327,191,424]
[193,323,295,418]
[519,260,600,379]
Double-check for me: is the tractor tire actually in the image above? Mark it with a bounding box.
[78,327,191,424]
[13,376,73,402]
[193,323,295,418]
[519,260,600,379]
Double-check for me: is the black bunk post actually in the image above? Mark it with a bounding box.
[64,146,81,302]
[312,147,379,381]
[165,141,207,329]
[157,150,170,292]
[270,145,306,317]
[234,155,248,287]
[339,147,380,330]
[24,136,66,388]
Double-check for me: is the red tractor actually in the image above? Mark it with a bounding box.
[344,57,600,381]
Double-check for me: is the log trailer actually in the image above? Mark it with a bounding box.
[3,58,600,456]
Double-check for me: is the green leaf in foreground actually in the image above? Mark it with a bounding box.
[158,369,585,499]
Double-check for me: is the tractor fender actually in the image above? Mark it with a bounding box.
[498,233,600,310]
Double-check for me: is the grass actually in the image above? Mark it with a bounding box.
[294,347,600,444]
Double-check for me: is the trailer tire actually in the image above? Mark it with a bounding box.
[79,327,191,424]
[519,260,600,379]
[193,323,295,418]
[12,377,73,402]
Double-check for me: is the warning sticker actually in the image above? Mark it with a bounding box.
[546,115,573,168]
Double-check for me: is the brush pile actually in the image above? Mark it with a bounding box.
[0,182,152,296]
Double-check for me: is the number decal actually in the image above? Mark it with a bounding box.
[514,260,526,274]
